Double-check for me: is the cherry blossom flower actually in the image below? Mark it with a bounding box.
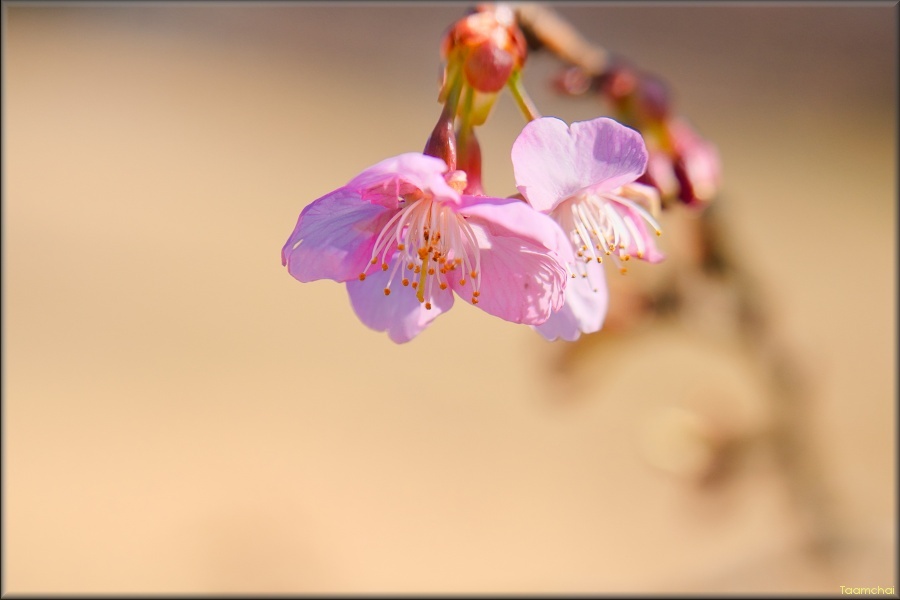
[282,153,571,343]
[512,116,664,341]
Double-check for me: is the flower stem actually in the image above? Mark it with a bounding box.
[457,86,475,153]
[508,70,541,122]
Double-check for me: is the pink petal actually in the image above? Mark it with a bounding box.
[534,260,608,342]
[346,261,454,343]
[512,117,648,213]
[612,183,665,263]
[346,152,461,207]
[282,188,391,283]
[453,196,571,325]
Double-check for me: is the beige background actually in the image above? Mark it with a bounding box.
[4,2,896,594]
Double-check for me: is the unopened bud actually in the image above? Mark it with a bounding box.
[441,5,527,94]
[634,73,671,122]
[600,63,638,103]
[456,127,483,195]
[423,114,457,171]
[464,41,515,93]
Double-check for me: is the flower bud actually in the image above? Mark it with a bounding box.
[464,40,515,93]
[423,113,457,171]
[441,5,527,93]
[634,73,671,122]
[599,63,638,104]
[456,127,483,195]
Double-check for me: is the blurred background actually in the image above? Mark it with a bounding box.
[4,2,896,594]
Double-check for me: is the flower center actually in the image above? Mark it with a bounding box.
[358,196,482,308]
[554,190,662,282]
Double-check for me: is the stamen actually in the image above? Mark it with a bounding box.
[364,193,486,308]
[551,190,663,292]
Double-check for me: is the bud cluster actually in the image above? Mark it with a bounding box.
[424,4,535,196]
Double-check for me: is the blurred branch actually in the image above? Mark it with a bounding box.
[511,2,611,75]
[513,1,843,572]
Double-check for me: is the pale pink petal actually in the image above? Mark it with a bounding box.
[612,183,665,263]
[456,195,575,261]
[535,260,608,342]
[512,116,648,212]
[281,188,391,283]
[346,152,461,207]
[453,196,570,325]
[346,261,454,343]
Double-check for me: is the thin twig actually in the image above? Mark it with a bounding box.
[511,2,611,75]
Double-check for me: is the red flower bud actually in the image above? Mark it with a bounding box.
[464,40,515,93]
[441,5,527,93]
[456,127,483,195]
[423,114,457,171]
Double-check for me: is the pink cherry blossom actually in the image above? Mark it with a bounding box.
[282,153,571,343]
[512,116,664,342]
